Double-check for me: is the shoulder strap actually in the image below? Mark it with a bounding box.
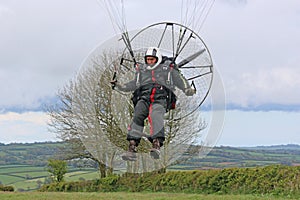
[135,64,141,88]
[166,63,174,88]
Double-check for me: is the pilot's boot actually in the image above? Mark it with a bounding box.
[150,138,161,159]
[122,140,138,161]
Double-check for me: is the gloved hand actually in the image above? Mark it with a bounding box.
[184,88,196,96]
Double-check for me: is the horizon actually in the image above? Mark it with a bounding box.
[1,140,300,150]
[1,139,300,147]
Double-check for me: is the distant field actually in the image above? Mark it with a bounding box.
[0,192,297,200]
[0,165,98,191]
[2,142,300,193]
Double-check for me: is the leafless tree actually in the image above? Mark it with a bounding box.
[48,50,207,175]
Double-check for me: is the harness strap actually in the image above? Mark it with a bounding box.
[135,64,141,87]
[167,63,174,88]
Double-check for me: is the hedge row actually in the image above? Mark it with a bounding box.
[40,165,300,196]
[0,184,14,192]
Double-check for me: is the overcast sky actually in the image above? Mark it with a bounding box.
[0,0,299,146]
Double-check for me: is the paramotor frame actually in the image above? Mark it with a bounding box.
[118,21,214,120]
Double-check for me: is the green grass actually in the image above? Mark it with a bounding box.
[0,175,24,185]
[0,166,44,174]
[65,171,99,182]
[0,152,6,156]
[10,181,40,192]
[0,192,297,200]
[0,165,98,191]
[15,171,48,178]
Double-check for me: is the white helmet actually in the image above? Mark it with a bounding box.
[144,47,162,70]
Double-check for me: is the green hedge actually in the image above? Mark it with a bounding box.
[0,184,14,192]
[40,165,300,196]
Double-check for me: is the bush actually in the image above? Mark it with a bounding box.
[0,184,14,192]
[39,165,300,196]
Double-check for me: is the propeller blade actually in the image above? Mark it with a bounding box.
[177,49,206,68]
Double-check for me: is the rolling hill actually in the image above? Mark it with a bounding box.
[1,142,300,191]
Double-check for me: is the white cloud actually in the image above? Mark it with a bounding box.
[226,67,300,107]
[0,0,298,146]
[0,4,14,17]
[0,111,48,125]
[202,0,300,109]
[0,0,300,111]
[0,110,299,147]
[0,0,111,109]
[0,112,57,144]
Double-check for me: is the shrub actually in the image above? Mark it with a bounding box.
[0,184,14,192]
[39,165,300,197]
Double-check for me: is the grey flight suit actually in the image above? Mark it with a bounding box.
[116,60,191,146]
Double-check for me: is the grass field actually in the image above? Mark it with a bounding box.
[0,165,98,191]
[0,192,298,200]
[2,143,300,195]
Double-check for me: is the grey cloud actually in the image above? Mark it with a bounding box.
[1,0,300,111]
[0,0,111,108]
